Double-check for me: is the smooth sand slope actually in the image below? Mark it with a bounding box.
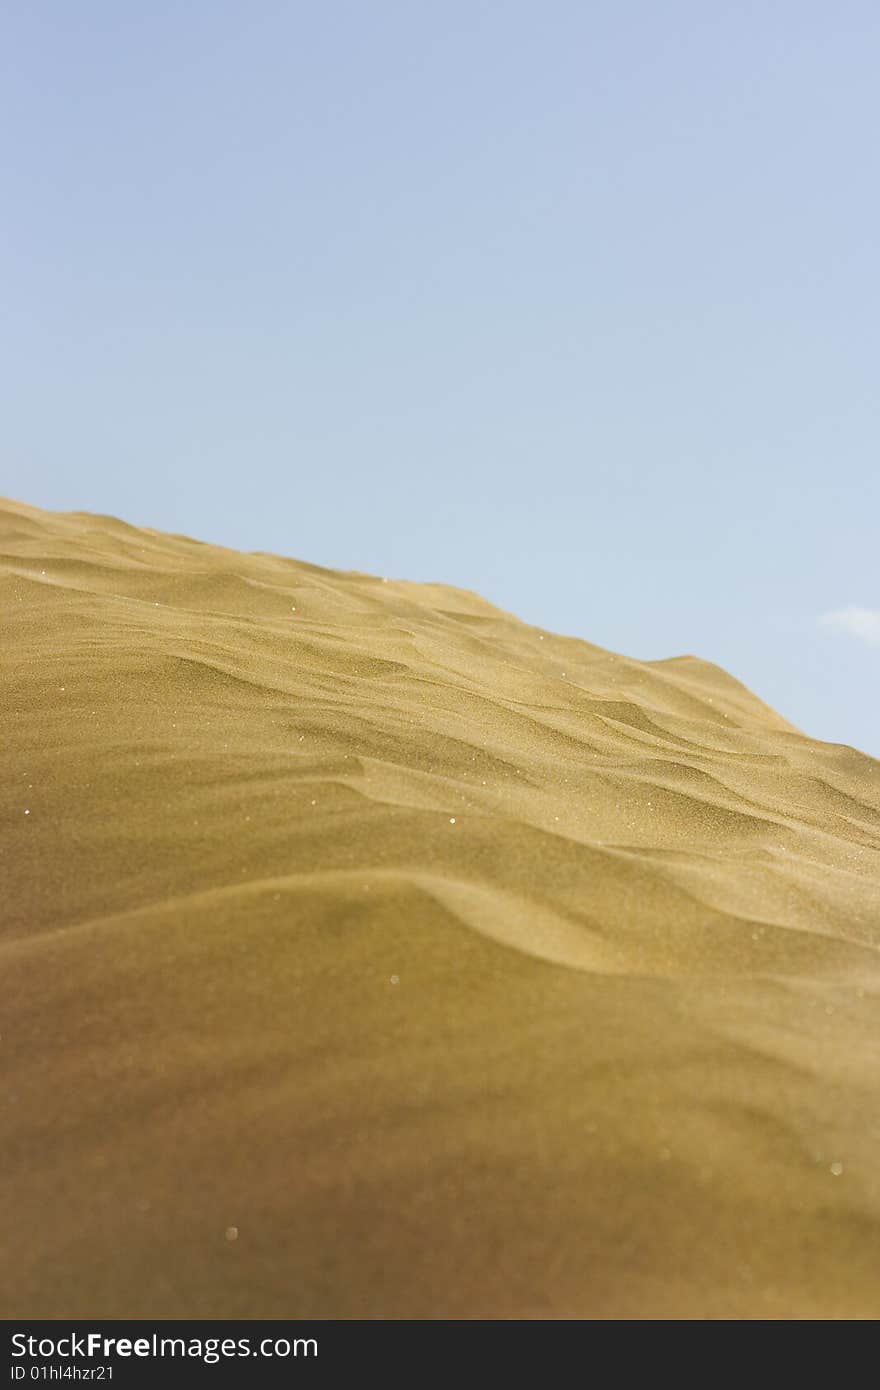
[2,497,879,1319]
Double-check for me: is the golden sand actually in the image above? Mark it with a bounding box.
[2,497,879,1318]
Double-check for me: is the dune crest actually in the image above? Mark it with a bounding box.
[2,497,879,1319]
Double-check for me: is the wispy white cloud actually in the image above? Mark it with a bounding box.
[820,607,880,646]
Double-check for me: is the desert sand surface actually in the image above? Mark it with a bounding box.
[2,496,879,1319]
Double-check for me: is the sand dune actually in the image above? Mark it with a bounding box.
[2,496,879,1318]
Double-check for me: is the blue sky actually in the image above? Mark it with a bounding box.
[2,2,877,755]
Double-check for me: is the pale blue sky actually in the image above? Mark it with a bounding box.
[3,2,877,754]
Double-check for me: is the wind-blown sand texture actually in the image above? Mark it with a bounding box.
[2,497,879,1319]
